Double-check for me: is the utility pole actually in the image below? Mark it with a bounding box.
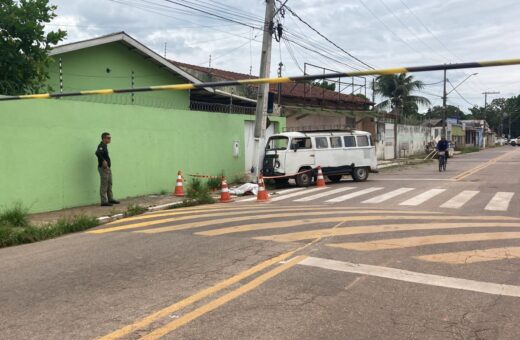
[483,91,500,128]
[251,0,275,179]
[442,67,447,139]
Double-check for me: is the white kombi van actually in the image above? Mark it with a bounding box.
[262,130,378,186]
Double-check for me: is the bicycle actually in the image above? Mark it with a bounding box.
[437,150,447,172]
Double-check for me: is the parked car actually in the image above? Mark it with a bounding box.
[262,130,378,186]
[511,137,520,146]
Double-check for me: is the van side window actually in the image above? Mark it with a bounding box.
[291,137,312,149]
[357,135,370,147]
[330,137,342,148]
[343,136,356,148]
[315,137,329,149]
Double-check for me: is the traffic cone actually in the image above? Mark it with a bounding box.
[219,177,233,203]
[315,166,326,187]
[173,170,184,197]
[257,175,269,202]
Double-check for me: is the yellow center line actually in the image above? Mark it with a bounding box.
[328,231,520,251]
[452,148,518,181]
[194,215,519,237]
[139,255,307,340]
[98,250,296,339]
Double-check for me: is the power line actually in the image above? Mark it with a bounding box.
[161,0,261,30]
[448,79,475,106]
[283,4,375,70]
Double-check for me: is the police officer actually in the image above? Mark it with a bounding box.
[95,132,120,206]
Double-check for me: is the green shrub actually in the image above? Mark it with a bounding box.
[185,178,215,205]
[206,176,222,191]
[0,202,29,228]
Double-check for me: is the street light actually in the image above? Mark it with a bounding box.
[446,73,478,96]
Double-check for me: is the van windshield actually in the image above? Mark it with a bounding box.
[266,136,289,150]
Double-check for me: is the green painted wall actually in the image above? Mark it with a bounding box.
[46,42,189,109]
[0,100,284,213]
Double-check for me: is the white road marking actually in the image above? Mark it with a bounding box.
[399,189,446,206]
[239,187,305,202]
[362,188,415,204]
[294,187,356,202]
[325,187,384,203]
[299,257,520,298]
[270,187,328,202]
[485,192,515,211]
[440,190,479,209]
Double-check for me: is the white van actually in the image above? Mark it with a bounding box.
[262,130,378,186]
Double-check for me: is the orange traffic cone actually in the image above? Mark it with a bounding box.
[257,175,269,202]
[315,166,326,187]
[219,177,233,203]
[173,170,184,197]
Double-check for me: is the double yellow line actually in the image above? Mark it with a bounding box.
[99,251,306,339]
[452,149,518,181]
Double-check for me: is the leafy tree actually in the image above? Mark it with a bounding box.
[374,73,431,122]
[426,105,466,120]
[312,80,335,91]
[0,0,66,95]
[469,97,520,137]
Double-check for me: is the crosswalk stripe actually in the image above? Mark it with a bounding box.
[440,190,479,209]
[255,221,520,243]
[362,188,415,204]
[239,187,305,202]
[328,232,520,251]
[415,247,520,264]
[485,192,515,211]
[294,187,356,202]
[195,216,518,237]
[399,189,446,206]
[270,187,329,202]
[325,187,384,203]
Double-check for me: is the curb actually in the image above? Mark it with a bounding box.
[96,200,185,224]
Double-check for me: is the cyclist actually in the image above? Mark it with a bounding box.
[436,136,449,171]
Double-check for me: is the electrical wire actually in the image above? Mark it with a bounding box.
[282,4,375,70]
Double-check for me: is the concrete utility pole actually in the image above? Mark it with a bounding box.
[483,91,500,132]
[252,0,275,179]
[442,68,447,138]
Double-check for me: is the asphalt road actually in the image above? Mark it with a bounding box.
[1,146,520,339]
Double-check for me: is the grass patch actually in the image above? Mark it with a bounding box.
[0,213,99,248]
[206,176,222,192]
[460,146,480,154]
[125,204,148,217]
[159,189,169,195]
[0,202,29,228]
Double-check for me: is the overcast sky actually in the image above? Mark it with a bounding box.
[46,0,520,112]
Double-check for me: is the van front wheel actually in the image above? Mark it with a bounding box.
[352,167,369,182]
[296,171,312,187]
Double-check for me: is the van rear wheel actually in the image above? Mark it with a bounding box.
[352,167,369,182]
[327,175,342,183]
[296,171,312,187]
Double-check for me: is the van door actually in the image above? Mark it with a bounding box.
[285,137,315,174]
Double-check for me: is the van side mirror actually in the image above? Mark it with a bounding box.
[291,143,298,152]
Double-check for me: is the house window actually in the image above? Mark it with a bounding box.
[343,136,356,148]
[315,137,329,149]
[291,137,312,149]
[357,135,370,147]
[330,137,342,148]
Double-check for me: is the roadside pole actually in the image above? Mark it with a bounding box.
[442,67,447,138]
[252,0,275,180]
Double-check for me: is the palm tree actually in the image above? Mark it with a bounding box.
[374,73,431,121]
